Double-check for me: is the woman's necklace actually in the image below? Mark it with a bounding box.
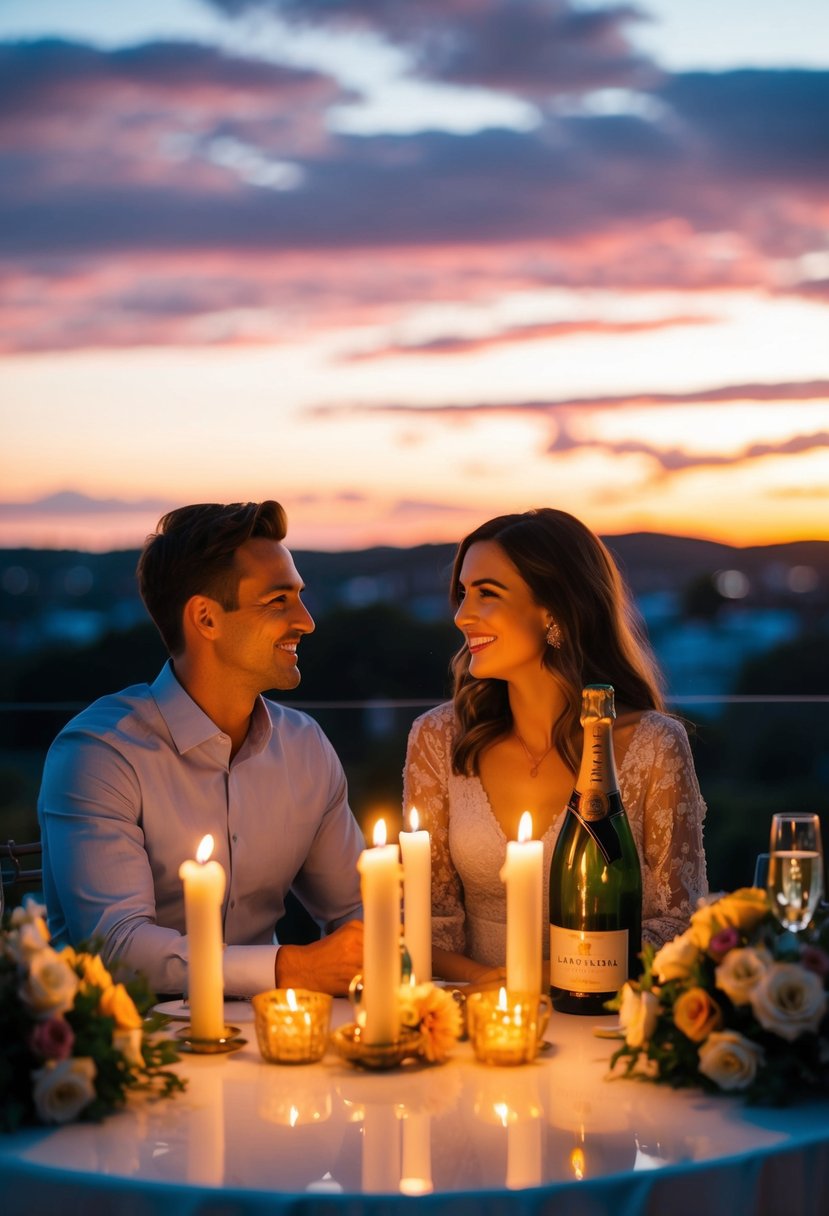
[514,729,554,778]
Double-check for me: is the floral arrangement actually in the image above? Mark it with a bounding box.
[0,899,185,1131]
[610,887,829,1104]
[397,980,463,1063]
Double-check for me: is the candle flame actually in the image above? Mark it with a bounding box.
[493,1102,510,1128]
[518,811,533,843]
[373,818,387,847]
[497,986,508,1011]
[196,834,214,864]
[286,988,298,1011]
[289,1105,300,1128]
[409,806,419,832]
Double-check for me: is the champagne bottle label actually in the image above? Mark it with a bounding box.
[550,925,628,993]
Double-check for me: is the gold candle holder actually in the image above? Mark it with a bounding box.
[466,990,551,1066]
[252,988,332,1064]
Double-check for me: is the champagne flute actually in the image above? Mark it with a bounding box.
[767,813,824,933]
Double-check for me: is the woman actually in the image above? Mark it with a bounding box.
[403,508,707,984]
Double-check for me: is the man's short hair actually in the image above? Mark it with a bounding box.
[136,501,288,655]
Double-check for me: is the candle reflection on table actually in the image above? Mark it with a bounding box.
[400,1112,433,1196]
[186,1061,225,1187]
[361,1105,402,1193]
[473,1067,544,1190]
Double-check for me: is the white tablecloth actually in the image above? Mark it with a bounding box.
[2,999,827,1216]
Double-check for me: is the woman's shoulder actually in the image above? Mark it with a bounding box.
[620,710,693,761]
[408,701,455,741]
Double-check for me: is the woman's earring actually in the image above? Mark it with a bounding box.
[546,619,563,649]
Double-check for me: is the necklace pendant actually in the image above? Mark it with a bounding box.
[529,764,540,778]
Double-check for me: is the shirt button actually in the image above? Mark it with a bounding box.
[230,899,236,910]
[232,833,238,844]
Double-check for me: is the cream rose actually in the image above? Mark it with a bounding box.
[652,930,700,983]
[113,1027,145,1069]
[619,983,660,1048]
[749,963,828,1042]
[697,1031,764,1091]
[19,947,80,1019]
[673,987,723,1043]
[99,982,142,1029]
[11,897,48,927]
[714,946,772,1006]
[6,916,51,964]
[690,889,769,950]
[32,1057,97,1124]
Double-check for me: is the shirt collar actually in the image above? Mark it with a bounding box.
[150,660,273,757]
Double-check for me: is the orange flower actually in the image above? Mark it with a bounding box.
[673,986,723,1043]
[99,983,142,1030]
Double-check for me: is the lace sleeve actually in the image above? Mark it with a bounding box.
[634,716,709,948]
[402,706,466,954]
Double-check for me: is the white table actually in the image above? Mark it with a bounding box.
[2,999,828,1216]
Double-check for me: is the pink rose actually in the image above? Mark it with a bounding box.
[29,1015,75,1061]
[708,927,740,961]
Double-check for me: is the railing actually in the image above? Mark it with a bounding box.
[2,697,827,896]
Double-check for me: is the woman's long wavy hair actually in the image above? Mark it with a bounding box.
[450,508,666,776]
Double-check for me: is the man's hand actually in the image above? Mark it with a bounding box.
[275,919,363,996]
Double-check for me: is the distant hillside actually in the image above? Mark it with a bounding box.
[1,534,827,624]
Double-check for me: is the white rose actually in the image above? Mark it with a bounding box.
[32,1057,97,1124]
[113,1027,145,1069]
[652,930,700,983]
[749,963,828,1042]
[19,947,80,1019]
[714,947,772,1006]
[11,897,48,927]
[698,1031,764,1091]
[619,983,660,1048]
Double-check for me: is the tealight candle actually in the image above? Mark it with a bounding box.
[252,988,332,1064]
[467,987,551,1066]
[178,834,226,1040]
[500,811,543,994]
[357,819,401,1045]
[399,806,432,983]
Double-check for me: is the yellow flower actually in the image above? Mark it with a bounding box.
[99,982,142,1030]
[690,888,769,950]
[698,1031,764,1091]
[77,952,114,993]
[673,987,723,1043]
[399,982,461,1062]
[749,963,827,1042]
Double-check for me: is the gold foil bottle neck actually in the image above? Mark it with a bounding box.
[580,683,616,725]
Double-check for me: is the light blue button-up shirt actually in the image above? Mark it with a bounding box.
[38,661,364,997]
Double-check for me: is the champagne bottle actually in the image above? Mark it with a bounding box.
[549,684,642,1014]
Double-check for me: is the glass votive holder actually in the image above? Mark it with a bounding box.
[252,988,332,1064]
[466,990,551,1066]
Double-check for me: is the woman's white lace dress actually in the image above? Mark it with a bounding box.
[402,703,708,964]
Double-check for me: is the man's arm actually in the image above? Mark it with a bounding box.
[39,728,276,997]
[275,920,364,994]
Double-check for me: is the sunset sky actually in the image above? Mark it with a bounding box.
[1,0,827,551]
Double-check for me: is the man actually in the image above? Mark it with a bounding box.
[38,501,364,997]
